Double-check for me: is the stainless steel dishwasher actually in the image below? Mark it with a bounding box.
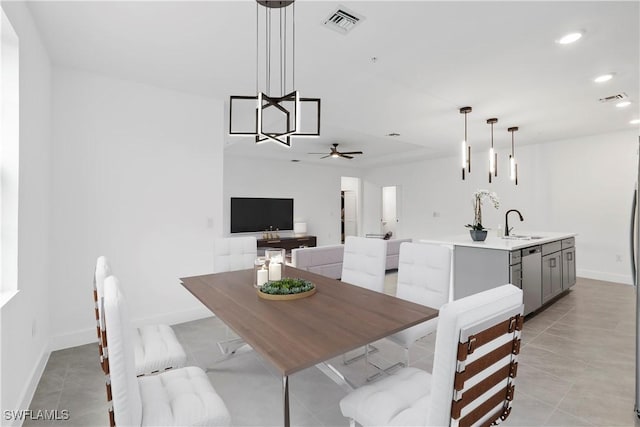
[521,245,542,316]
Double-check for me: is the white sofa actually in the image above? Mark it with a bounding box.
[384,238,412,270]
[291,238,412,279]
[291,244,345,279]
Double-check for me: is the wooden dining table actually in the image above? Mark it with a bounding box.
[181,266,437,427]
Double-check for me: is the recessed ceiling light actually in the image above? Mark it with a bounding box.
[616,101,632,108]
[631,119,640,125]
[556,32,583,45]
[594,74,613,83]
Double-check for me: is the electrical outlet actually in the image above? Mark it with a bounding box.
[31,319,37,338]
[206,217,214,229]
[616,254,623,262]
[432,211,440,218]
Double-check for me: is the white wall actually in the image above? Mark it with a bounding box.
[541,130,637,284]
[224,155,360,246]
[362,129,637,284]
[49,67,224,349]
[0,1,52,420]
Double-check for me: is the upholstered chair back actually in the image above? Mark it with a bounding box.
[213,236,257,273]
[341,236,387,293]
[103,276,143,427]
[94,256,112,310]
[427,284,523,426]
[396,242,451,308]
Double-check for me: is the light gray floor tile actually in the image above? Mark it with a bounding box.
[28,275,637,426]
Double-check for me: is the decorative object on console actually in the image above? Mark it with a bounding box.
[228,0,321,147]
[293,222,307,236]
[487,118,498,183]
[459,106,472,180]
[508,126,519,185]
[465,189,500,241]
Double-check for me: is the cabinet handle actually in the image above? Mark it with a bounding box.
[567,252,573,261]
[266,240,281,244]
[550,258,557,268]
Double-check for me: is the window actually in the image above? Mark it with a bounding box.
[0,7,19,299]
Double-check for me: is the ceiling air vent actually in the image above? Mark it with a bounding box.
[323,6,365,35]
[599,93,628,103]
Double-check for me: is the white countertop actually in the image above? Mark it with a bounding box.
[420,231,576,251]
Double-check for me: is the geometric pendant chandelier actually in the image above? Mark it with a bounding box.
[460,106,472,180]
[229,0,321,148]
[508,126,519,185]
[487,118,498,183]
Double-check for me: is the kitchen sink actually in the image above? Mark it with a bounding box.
[502,235,544,240]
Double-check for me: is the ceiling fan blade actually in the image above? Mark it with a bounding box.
[320,154,331,159]
[339,151,363,155]
[340,154,354,159]
[307,152,329,154]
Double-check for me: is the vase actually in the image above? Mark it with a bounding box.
[470,229,488,242]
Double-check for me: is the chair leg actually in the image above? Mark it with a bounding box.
[217,326,245,355]
[342,344,379,365]
[365,346,408,382]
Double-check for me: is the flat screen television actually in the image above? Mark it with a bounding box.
[231,197,294,233]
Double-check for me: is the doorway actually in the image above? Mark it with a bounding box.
[341,177,360,243]
[382,185,400,237]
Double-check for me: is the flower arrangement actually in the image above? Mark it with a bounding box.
[465,190,500,231]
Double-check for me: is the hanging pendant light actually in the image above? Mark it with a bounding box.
[508,126,519,185]
[228,0,321,148]
[460,106,472,180]
[487,118,498,183]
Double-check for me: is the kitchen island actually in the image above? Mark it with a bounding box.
[421,232,576,315]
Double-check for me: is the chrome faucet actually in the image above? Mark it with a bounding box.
[505,209,524,236]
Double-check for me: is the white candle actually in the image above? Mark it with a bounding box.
[269,262,281,281]
[257,268,269,287]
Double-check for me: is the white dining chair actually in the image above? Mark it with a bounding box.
[341,236,387,293]
[213,236,257,273]
[383,242,452,370]
[93,256,187,376]
[340,236,387,367]
[102,275,231,427]
[340,284,524,427]
[212,236,257,355]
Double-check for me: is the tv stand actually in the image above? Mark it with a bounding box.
[257,235,317,253]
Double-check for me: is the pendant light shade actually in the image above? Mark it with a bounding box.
[508,126,519,185]
[487,118,498,183]
[460,106,472,180]
[229,0,321,148]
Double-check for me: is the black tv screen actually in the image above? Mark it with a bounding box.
[231,197,294,233]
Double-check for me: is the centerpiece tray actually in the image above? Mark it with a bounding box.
[257,277,316,301]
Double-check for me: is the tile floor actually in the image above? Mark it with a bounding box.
[25,276,640,426]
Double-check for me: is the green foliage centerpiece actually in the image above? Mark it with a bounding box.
[257,277,316,300]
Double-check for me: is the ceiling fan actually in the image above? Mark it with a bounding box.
[309,143,364,159]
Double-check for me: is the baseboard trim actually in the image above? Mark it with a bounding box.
[49,306,213,351]
[577,269,632,285]
[6,346,50,427]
